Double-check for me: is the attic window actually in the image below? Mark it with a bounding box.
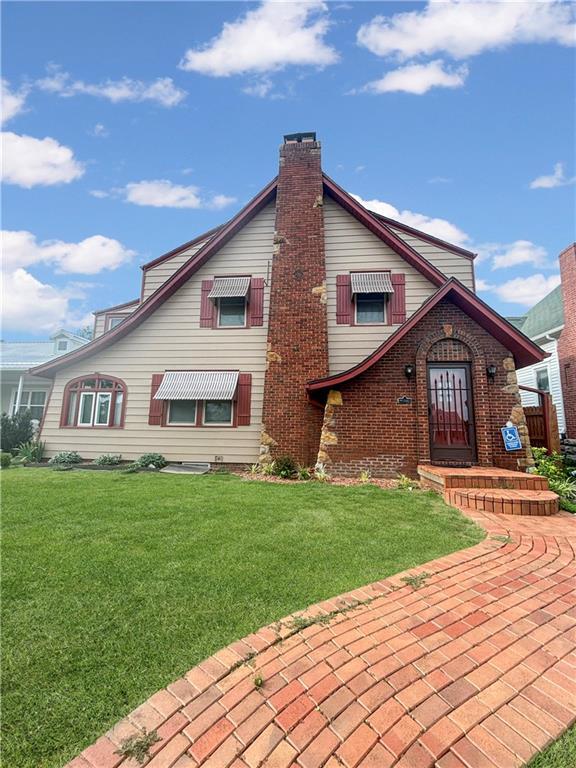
[57,340,68,351]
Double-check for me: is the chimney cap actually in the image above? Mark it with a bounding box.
[283,132,317,144]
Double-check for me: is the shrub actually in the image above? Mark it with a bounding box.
[359,469,372,484]
[261,461,276,476]
[0,410,34,454]
[532,447,576,508]
[0,452,12,469]
[93,454,122,466]
[296,465,312,481]
[48,451,83,466]
[16,441,46,464]
[314,465,331,482]
[136,453,167,469]
[273,455,298,479]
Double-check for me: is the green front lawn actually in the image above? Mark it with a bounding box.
[528,725,576,768]
[2,469,483,768]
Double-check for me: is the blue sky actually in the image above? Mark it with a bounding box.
[2,1,575,340]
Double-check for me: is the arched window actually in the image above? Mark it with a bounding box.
[61,375,126,428]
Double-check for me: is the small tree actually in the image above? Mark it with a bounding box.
[0,410,34,453]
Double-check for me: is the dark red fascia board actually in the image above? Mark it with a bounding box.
[322,175,446,288]
[307,278,547,393]
[93,298,140,316]
[140,225,224,272]
[31,178,278,378]
[370,212,476,260]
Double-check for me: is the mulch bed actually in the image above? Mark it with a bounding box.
[235,471,402,489]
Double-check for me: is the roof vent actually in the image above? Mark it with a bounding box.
[283,132,317,144]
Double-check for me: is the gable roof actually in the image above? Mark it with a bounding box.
[510,285,564,341]
[140,225,224,272]
[2,334,88,370]
[370,212,476,260]
[30,174,462,378]
[307,278,547,394]
[93,298,140,317]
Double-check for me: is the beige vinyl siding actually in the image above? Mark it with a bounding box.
[141,238,212,300]
[388,226,475,289]
[41,204,275,463]
[324,198,437,373]
[93,314,106,338]
[93,305,139,338]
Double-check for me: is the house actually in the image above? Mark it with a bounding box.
[1,330,88,424]
[31,133,550,476]
[509,243,575,440]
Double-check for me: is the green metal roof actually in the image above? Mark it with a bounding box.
[508,285,564,340]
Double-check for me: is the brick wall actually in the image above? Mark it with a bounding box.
[261,138,329,464]
[319,299,532,477]
[558,243,576,439]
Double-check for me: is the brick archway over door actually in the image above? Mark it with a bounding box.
[415,330,492,466]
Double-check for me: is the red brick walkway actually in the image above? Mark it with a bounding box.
[67,508,575,768]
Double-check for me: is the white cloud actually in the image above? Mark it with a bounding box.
[357,1,575,61]
[475,278,494,291]
[242,78,275,98]
[530,162,576,189]
[37,66,186,107]
[1,79,29,125]
[1,268,82,333]
[90,123,109,138]
[361,60,468,95]
[493,273,561,306]
[1,131,84,188]
[428,176,452,185]
[351,193,470,246]
[2,230,135,275]
[99,180,237,210]
[180,0,338,77]
[478,240,551,270]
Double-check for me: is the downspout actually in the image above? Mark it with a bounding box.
[14,373,24,414]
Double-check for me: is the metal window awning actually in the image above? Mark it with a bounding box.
[154,371,239,400]
[351,272,394,295]
[208,277,251,299]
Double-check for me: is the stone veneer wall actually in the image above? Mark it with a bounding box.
[316,299,533,477]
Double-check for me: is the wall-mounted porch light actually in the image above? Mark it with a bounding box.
[404,363,415,380]
[486,364,497,381]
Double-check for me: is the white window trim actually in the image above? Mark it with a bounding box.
[202,400,234,426]
[167,400,197,425]
[78,391,96,426]
[10,389,47,416]
[354,293,387,326]
[535,366,550,392]
[217,297,247,329]
[94,392,112,426]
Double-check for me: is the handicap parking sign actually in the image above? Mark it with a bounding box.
[501,426,522,452]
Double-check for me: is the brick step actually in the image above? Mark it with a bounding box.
[418,465,549,492]
[446,487,559,516]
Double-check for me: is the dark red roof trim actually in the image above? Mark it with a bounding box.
[32,178,278,377]
[141,225,224,271]
[322,175,446,288]
[93,298,140,316]
[307,278,547,392]
[370,212,476,260]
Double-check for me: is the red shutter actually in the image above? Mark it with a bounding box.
[148,374,164,425]
[336,274,352,325]
[390,273,406,324]
[249,278,265,327]
[236,373,252,426]
[200,279,216,328]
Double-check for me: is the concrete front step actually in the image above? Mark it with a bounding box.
[446,487,559,516]
[418,464,549,492]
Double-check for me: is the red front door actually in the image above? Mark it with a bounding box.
[428,364,476,463]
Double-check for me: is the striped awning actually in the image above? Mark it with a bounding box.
[208,277,251,299]
[351,272,394,295]
[154,371,239,400]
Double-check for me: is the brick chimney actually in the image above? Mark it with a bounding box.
[558,242,576,438]
[260,133,329,465]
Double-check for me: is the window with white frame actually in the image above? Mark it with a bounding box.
[355,293,386,325]
[11,390,47,420]
[217,297,246,328]
[62,376,125,427]
[168,400,197,425]
[536,368,550,392]
[106,315,125,331]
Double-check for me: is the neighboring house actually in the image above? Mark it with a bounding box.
[509,287,566,435]
[32,133,548,476]
[1,331,88,424]
[510,243,576,440]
